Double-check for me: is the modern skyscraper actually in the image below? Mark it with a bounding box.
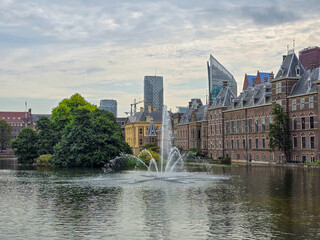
[144,75,163,112]
[99,99,117,117]
[207,54,237,103]
[299,46,320,71]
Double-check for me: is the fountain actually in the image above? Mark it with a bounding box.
[122,105,185,180]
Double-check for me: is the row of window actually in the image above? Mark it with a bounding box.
[1,116,22,120]
[292,96,314,111]
[292,116,315,130]
[225,117,272,134]
[209,110,222,120]
[225,138,267,149]
[293,136,315,149]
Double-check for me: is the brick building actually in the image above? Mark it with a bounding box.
[299,46,320,71]
[175,51,320,163]
[0,110,32,139]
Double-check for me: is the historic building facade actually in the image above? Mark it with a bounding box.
[175,51,320,163]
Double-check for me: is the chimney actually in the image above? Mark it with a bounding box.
[269,72,274,81]
[282,55,287,62]
[148,105,152,113]
[223,81,228,88]
[311,61,316,71]
[153,107,157,112]
[140,107,144,112]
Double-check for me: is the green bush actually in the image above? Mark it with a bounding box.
[189,148,202,156]
[142,143,160,153]
[108,155,143,171]
[221,156,231,165]
[138,150,160,164]
[36,154,53,166]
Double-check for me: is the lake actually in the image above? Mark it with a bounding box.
[0,159,319,239]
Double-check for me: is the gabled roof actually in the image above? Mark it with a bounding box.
[227,82,272,110]
[146,118,157,136]
[178,104,208,124]
[275,52,305,80]
[290,67,320,96]
[209,86,236,109]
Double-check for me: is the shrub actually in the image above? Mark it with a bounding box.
[189,148,202,156]
[142,143,160,153]
[107,155,143,171]
[138,150,160,164]
[36,154,53,166]
[221,156,231,165]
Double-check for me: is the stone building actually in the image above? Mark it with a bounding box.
[175,50,320,163]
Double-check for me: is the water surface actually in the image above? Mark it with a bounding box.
[0,159,320,239]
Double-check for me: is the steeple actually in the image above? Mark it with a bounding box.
[146,117,157,136]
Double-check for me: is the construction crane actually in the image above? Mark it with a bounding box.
[130,99,145,116]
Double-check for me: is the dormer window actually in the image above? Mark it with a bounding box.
[295,65,300,76]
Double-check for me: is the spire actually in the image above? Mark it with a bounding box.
[146,117,157,136]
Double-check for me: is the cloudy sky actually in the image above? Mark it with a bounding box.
[1,0,320,116]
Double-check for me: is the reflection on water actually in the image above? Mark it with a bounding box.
[0,159,320,239]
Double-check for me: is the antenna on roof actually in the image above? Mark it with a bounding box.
[293,38,295,51]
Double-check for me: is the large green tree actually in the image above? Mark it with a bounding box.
[11,128,39,164]
[52,108,132,168]
[0,120,12,151]
[268,104,292,162]
[51,93,97,138]
[36,116,57,155]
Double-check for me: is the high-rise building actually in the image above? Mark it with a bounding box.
[207,54,237,103]
[144,75,163,112]
[99,99,117,117]
[299,46,320,71]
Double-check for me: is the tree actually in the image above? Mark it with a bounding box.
[268,104,292,162]
[52,108,132,168]
[11,128,39,164]
[142,143,160,153]
[51,93,97,138]
[36,116,57,155]
[0,120,12,152]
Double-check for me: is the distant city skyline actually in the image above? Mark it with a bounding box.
[0,0,320,116]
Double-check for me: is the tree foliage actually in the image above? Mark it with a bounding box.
[0,120,12,151]
[11,127,39,164]
[52,108,132,168]
[268,104,292,162]
[36,116,57,155]
[51,93,97,136]
[142,143,160,153]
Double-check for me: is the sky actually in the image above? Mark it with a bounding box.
[1,0,320,116]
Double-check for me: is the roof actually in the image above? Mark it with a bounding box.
[227,82,272,110]
[209,86,236,109]
[290,67,320,96]
[275,52,305,80]
[146,118,157,136]
[127,111,163,124]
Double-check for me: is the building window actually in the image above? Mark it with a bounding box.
[302,137,306,149]
[302,156,306,163]
[310,116,314,129]
[225,123,229,134]
[236,139,239,149]
[301,117,305,129]
[242,139,246,149]
[231,139,234,149]
[249,139,252,149]
[225,140,228,149]
[300,98,305,110]
[270,154,274,162]
[242,120,246,133]
[255,139,259,149]
[276,82,282,94]
[236,120,240,133]
[293,137,298,148]
[255,119,259,132]
[231,121,234,134]
[255,155,259,161]
[309,96,314,109]
[262,138,266,149]
[310,156,315,162]
[292,99,296,111]
[262,118,266,132]
[293,118,297,130]
[310,136,315,149]
[215,140,217,149]
[269,116,272,125]
[248,119,252,133]
[139,128,143,134]
[139,138,143,146]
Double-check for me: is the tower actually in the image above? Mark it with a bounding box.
[144,75,163,112]
[99,99,117,117]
